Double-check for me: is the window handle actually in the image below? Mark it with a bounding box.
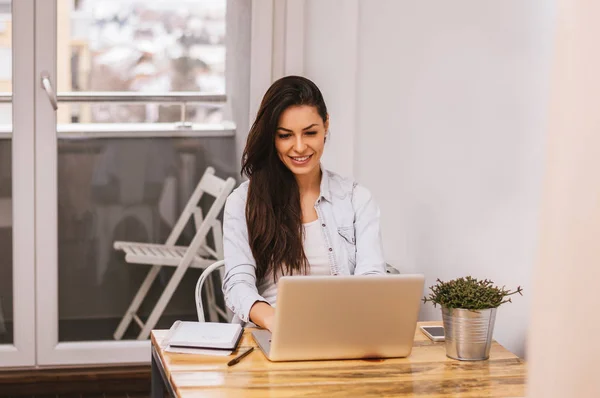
[41,73,58,111]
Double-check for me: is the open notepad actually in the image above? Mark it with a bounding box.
[164,321,244,355]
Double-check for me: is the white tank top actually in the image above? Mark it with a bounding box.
[257,219,331,306]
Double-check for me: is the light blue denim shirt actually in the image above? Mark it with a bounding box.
[221,168,386,322]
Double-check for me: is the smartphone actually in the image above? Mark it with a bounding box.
[420,325,445,342]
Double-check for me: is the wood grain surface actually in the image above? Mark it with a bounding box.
[151,321,526,397]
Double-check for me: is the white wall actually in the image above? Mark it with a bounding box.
[302,0,555,357]
[304,0,359,178]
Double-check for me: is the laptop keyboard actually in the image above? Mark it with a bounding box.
[251,329,272,356]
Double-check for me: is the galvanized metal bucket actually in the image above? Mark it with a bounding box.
[442,307,497,361]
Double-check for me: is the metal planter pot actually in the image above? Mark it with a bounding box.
[442,307,497,361]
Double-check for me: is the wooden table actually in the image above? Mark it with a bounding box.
[150,322,526,397]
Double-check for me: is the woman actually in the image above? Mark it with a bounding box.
[222,76,386,331]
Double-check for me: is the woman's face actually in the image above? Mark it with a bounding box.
[275,105,328,178]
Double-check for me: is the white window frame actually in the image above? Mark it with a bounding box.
[0,0,37,369]
[2,0,259,368]
[33,0,242,366]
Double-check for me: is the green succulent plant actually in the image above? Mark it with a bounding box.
[423,276,523,310]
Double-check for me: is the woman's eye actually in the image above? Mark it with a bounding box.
[305,131,317,136]
[278,134,291,139]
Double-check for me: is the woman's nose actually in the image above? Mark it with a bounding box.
[294,136,307,152]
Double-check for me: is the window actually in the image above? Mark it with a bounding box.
[62,0,227,126]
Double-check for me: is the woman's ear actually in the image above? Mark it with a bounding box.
[324,115,330,142]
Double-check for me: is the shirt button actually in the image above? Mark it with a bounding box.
[322,223,326,227]
[328,248,333,252]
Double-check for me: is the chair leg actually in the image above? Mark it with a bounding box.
[114,264,162,340]
[137,263,191,340]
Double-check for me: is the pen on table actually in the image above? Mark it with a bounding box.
[227,347,254,367]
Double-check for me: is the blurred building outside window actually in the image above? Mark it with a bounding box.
[0,0,227,129]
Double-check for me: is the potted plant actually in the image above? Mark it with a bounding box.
[423,276,523,361]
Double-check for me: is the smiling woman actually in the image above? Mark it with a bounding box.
[275,105,328,177]
[222,76,387,331]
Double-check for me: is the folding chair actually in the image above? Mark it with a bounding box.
[113,167,236,340]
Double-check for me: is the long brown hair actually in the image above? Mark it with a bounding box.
[242,76,328,282]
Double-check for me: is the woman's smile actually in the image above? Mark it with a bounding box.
[289,154,313,165]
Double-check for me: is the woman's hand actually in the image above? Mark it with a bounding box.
[263,312,276,332]
[249,301,276,331]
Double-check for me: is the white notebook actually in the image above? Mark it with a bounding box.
[167,321,244,351]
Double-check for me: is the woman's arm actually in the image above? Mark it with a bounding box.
[222,185,272,324]
[249,301,276,331]
[352,184,387,275]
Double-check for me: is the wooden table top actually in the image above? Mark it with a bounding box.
[151,321,526,397]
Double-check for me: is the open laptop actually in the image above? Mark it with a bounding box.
[251,274,425,362]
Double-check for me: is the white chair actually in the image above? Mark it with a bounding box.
[195,260,227,322]
[113,167,236,340]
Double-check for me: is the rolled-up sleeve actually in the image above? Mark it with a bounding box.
[221,185,268,322]
[352,184,386,275]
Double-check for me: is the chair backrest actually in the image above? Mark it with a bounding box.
[195,260,225,322]
[164,167,236,247]
[195,260,244,324]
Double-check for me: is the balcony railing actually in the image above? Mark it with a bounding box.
[0,92,226,104]
[0,92,234,139]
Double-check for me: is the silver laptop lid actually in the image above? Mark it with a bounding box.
[268,274,425,361]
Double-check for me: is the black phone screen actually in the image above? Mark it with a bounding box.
[424,326,445,337]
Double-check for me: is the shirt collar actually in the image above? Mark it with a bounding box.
[318,166,332,203]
